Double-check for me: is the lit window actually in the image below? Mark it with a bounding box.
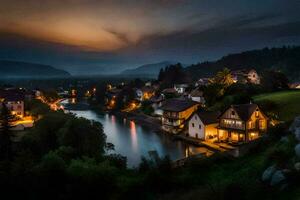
[255,109,259,117]
[236,121,242,126]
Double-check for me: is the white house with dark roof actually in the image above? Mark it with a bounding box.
[188,111,220,141]
[188,88,205,103]
[174,84,189,94]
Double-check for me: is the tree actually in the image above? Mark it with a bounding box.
[261,70,289,91]
[0,103,13,160]
[57,117,107,157]
[158,63,190,88]
[213,68,234,88]
[158,68,165,82]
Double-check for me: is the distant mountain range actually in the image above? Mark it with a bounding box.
[121,61,178,77]
[184,46,300,81]
[0,60,71,79]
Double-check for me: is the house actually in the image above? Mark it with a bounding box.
[289,82,300,89]
[174,84,189,94]
[105,88,123,109]
[135,86,155,101]
[0,89,25,118]
[188,88,205,103]
[161,98,199,134]
[188,111,220,141]
[217,103,268,144]
[231,69,260,84]
[162,88,178,97]
[195,78,211,87]
[149,95,164,116]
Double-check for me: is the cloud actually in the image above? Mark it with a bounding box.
[0,0,299,74]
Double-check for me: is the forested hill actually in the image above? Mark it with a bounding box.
[185,46,300,81]
[0,60,71,79]
[121,61,176,76]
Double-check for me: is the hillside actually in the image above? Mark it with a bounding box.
[185,46,300,81]
[0,60,70,78]
[254,90,300,122]
[121,61,176,76]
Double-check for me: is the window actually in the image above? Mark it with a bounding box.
[199,125,201,129]
[236,121,242,126]
[192,123,195,127]
[255,109,259,117]
[231,111,235,115]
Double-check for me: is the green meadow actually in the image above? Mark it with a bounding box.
[254,90,300,122]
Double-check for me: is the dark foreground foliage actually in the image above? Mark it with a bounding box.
[0,103,299,200]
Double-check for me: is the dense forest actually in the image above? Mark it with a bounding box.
[185,46,300,81]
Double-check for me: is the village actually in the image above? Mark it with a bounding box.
[1,66,298,160]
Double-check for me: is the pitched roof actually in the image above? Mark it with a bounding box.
[190,88,203,97]
[161,98,198,112]
[0,89,25,102]
[196,110,221,125]
[141,86,155,92]
[162,88,177,94]
[231,104,258,121]
[149,95,164,103]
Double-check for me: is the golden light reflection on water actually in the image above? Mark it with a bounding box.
[130,120,138,152]
[70,98,76,104]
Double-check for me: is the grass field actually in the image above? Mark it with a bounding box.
[254,90,300,122]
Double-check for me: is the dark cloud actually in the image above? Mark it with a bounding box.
[0,0,299,74]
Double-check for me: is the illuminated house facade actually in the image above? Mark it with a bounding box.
[135,86,155,101]
[0,89,25,118]
[188,111,220,141]
[161,98,199,134]
[217,104,268,144]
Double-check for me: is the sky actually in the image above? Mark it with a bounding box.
[0,0,300,75]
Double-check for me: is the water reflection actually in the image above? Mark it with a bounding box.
[69,110,195,167]
[130,121,138,152]
[70,98,76,104]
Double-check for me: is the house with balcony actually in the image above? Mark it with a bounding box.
[161,98,199,134]
[188,110,220,141]
[217,103,268,144]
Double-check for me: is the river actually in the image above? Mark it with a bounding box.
[62,100,203,167]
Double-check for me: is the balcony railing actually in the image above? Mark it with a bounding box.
[162,118,182,126]
[163,112,179,119]
[220,120,245,130]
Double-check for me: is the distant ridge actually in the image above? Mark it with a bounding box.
[185,46,300,81]
[121,61,177,76]
[0,60,71,79]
